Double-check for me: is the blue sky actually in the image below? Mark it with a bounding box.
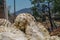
[6,0,32,13]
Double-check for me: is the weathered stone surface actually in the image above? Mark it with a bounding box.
[0,26,28,40]
[14,13,50,40]
[14,13,35,32]
[0,13,59,40]
[14,13,60,40]
[0,19,11,27]
[50,36,60,40]
[0,32,28,40]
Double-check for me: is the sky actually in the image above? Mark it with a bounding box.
[6,0,32,13]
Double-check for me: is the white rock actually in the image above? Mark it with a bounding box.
[0,19,11,27]
[50,36,60,40]
[14,13,50,40]
[14,13,35,32]
[14,13,60,40]
[0,26,28,40]
[0,32,28,40]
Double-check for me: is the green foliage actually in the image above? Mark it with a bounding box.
[30,0,45,21]
[30,0,60,20]
[53,0,60,13]
[42,4,47,13]
[30,0,45,3]
[31,6,39,16]
[8,13,11,16]
[0,0,3,5]
[46,0,52,2]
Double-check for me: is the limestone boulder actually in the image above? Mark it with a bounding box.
[50,36,60,40]
[0,26,28,40]
[14,13,50,40]
[14,13,35,32]
[0,19,11,27]
[0,13,59,40]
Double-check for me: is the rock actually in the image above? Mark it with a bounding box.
[0,26,28,40]
[0,32,28,40]
[14,13,50,40]
[14,13,35,32]
[50,36,60,40]
[37,22,50,37]
[0,13,59,40]
[26,21,50,40]
[0,19,11,27]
